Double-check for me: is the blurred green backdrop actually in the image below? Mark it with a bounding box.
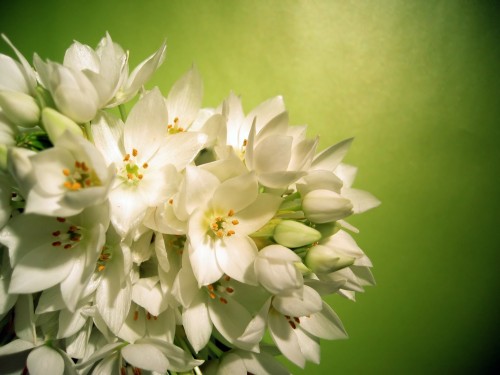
[1,0,499,373]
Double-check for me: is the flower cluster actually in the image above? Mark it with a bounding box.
[0,33,380,374]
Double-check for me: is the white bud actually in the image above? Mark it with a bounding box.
[305,244,355,274]
[0,91,39,127]
[302,189,353,223]
[42,107,83,143]
[273,220,321,248]
[7,147,36,196]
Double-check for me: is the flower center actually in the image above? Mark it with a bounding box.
[119,148,149,184]
[167,117,185,134]
[209,209,239,238]
[62,161,100,191]
[51,217,83,250]
[205,275,234,304]
[284,314,301,329]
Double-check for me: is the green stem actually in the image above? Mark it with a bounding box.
[82,122,94,143]
[207,340,223,358]
[119,104,127,122]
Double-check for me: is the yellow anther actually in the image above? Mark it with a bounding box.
[98,265,105,272]
[132,148,138,157]
[243,139,248,147]
[64,181,72,189]
[219,297,228,304]
[216,230,224,238]
[138,174,143,180]
[228,209,235,217]
[133,311,139,321]
[231,219,239,225]
[81,162,89,172]
[75,161,81,168]
[207,284,214,291]
[123,154,130,161]
[174,117,179,123]
[167,124,173,129]
[168,198,174,205]
[127,173,134,180]
[72,182,82,190]
[63,168,70,176]
[211,223,219,230]
[227,230,235,236]
[142,162,149,169]
[209,292,216,299]
[178,127,184,132]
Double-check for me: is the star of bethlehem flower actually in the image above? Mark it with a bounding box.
[0,33,380,375]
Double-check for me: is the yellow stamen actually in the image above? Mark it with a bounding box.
[132,148,138,157]
[63,168,70,176]
[123,154,130,161]
[228,209,235,217]
[231,219,239,225]
[98,265,105,272]
[142,162,148,169]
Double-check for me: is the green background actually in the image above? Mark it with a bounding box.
[1,0,499,373]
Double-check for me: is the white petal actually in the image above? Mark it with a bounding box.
[238,350,291,375]
[92,353,121,375]
[109,185,146,236]
[342,187,381,214]
[123,87,165,156]
[212,172,258,214]
[208,296,254,350]
[27,346,64,375]
[91,111,125,165]
[294,328,320,364]
[300,302,348,340]
[182,293,212,352]
[14,295,36,344]
[245,96,286,134]
[96,273,131,334]
[166,66,203,129]
[172,265,200,308]
[253,135,292,174]
[268,308,305,368]
[121,343,169,373]
[272,286,322,317]
[181,166,220,217]
[122,41,166,99]
[0,339,35,356]
[57,308,87,339]
[9,244,74,293]
[238,297,271,345]
[215,236,257,285]
[235,193,282,236]
[189,238,223,286]
[132,280,168,316]
[218,353,247,375]
[312,138,353,172]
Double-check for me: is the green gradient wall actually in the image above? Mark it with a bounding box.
[1,0,499,373]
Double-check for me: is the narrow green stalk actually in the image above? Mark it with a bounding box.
[83,122,94,143]
[118,104,127,122]
[207,340,223,358]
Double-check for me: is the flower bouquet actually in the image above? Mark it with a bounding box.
[0,33,380,374]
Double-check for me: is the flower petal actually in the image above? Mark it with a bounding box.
[182,292,212,352]
[215,236,257,285]
[121,343,169,373]
[268,308,305,368]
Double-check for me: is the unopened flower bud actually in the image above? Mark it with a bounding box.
[0,91,40,127]
[302,189,353,223]
[273,220,321,248]
[42,107,83,143]
[305,244,356,274]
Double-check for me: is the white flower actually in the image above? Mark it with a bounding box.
[172,259,258,353]
[185,167,282,285]
[34,55,101,124]
[0,204,108,311]
[203,348,290,375]
[21,130,114,217]
[0,91,40,127]
[92,88,207,236]
[63,33,166,108]
[302,189,353,223]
